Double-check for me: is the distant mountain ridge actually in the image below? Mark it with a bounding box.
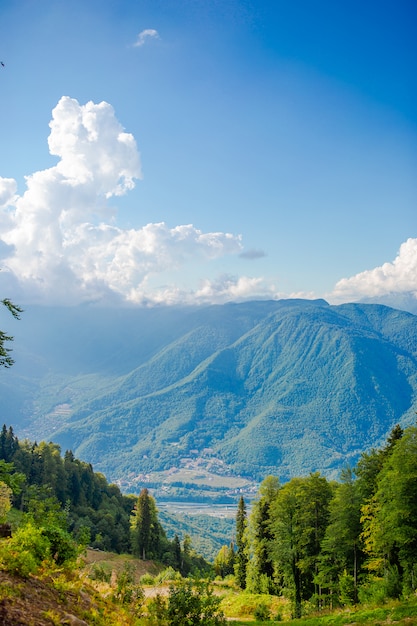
[2,299,417,487]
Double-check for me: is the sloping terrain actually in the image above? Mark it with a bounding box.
[2,299,417,486]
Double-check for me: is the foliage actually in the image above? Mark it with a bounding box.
[131,488,167,561]
[0,298,22,368]
[214,543,235,578]
[145,580,227,626]
[317,468,363,605]
[111,562,144,615]
[269,473,332,617]
[165,579,226,626]
[235,496,248,589]
[253,601,271,621]
[0,427,135,554]
[214,425,417,618]
[246,476,280,594]
[361,426,417,590]
[0,481,12,522]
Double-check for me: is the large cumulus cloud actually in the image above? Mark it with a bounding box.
[330,238,417,311]
[0,97,251,305]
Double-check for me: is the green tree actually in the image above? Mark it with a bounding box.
[182,534,192,575]
[131,487,166,560]
[0,425,19,462]
[270,473,332,617]
[0,481,12,522]
[246,475,280,594]
[0,298,22,368]
[270,477,303,617]
[317,468,363,606]
[173,534,182,571]
[214,543,235,578]
[235,495,248,589]
[356,424,404,503]
[0,459,25,495]
[361,425,417,594]
[297,473,333,605]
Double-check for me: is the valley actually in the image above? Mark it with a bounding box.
[2,298,417,496]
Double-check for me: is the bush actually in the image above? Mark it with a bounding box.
[146,594,168,626]
[358,568,402,605]
[254,601,271,621]
[0,545,38,578]
[153,580,226,626]
[112,563,144,616]
[6,523,50,566]
[140,572,156,585]
[339,571,356,606]
[41,525,78,566]
[155,566,178,584]
[91,563,112,583]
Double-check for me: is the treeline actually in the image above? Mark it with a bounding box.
[215,423,417,618]
[0,425,209,575]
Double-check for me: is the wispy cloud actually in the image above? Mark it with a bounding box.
[133,29,159,48]
[239,248,266,260]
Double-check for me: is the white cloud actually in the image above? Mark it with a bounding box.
[0,178,17,207]
[193,274,285,304]
[0,97,246,305]
[133,29,159,47]
[330,238,417,304]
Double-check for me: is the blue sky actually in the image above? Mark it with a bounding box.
[0,0,416,309]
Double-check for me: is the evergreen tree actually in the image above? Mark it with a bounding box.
[235,496,248,589]
[173,534,182,571]
[0,425,19,462]
[0,298,22,368]
[182,534,193,576]
[131,488,166,560]
[247,475,279,593]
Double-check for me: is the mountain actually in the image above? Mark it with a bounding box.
[2,299,417,491]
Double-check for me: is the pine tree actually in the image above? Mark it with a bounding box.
[0,299,22,368]
[131,488,166,560]
[173,534,182,571]
[235,496,248,589]
[247,475,279,593]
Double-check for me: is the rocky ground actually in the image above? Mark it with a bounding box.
[0,569,93,625]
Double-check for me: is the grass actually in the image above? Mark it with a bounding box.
[220,590,289,621]
[224,596,417,626]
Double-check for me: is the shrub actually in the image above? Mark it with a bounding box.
[16,523,50,561]
[155,566,178,584]
[146,594,168,626]
[140,572,156,585]
[41,525,78,566]
[91,563,112,583]
[254,601,271,621]
[0,545,38,578]
[112,563,144,616]
[166,579,226,626]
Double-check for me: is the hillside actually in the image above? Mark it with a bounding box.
[2,299,417,491]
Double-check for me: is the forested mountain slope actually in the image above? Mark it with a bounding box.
[2,299,417,485]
